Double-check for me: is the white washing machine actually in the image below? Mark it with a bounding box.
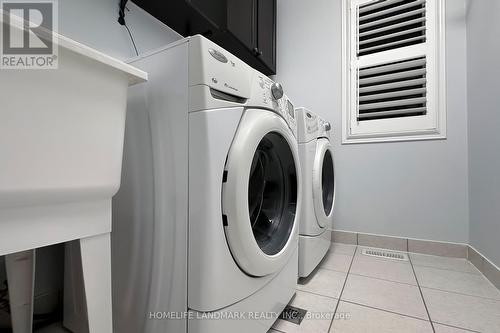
[111,35,301,333]
[296,108,335,278]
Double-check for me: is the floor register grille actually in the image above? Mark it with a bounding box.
[361,248,409,261]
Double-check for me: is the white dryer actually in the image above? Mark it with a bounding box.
[296,108,335,278]
[112,35,301,333]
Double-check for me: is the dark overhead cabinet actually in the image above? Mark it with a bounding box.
[188,0,227,29]
[255,0,276,71]
[133,0,277,75]
[227,0,255,52]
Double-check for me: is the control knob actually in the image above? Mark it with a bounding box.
[271,82,284,100]
[323,122,331,132]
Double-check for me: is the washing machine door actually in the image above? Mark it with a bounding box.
[312,138,335,228]
[222,109,300,277]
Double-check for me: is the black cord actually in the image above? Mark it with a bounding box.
[124,23,139,56]
[118,0,139,56]
[118,0,128,25]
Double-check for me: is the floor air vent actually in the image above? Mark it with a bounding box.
[361,248,409,261]
[279,305,307,325]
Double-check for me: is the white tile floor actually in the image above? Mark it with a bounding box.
[271,243,500,333]
[32,243,500,333]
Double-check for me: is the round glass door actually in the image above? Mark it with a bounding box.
[248,132,297,256]
[312,138,335,228]
[222,108,300,276]
[321,149,335,216]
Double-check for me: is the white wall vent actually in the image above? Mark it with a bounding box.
[358,0,427,57]
[342,0,446,144]
[358,56,427,121]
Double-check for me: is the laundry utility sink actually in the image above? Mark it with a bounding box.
[0,10,147,333]
[0,11,146,253]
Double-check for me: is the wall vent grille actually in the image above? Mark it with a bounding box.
[358,0,427,57]
[358,56,427,121]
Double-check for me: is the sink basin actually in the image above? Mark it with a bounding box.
[0,11,147,255]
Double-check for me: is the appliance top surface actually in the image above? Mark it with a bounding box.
[187,35,298,134]
[126,35,297,134]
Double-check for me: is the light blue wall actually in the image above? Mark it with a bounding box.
[58,0,182,61]
[276,0,470,243]
[467,0,500,267]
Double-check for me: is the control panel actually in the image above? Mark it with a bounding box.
[188,35,297,137]
[250,73,297,137]
[304,111,319,134]
[188,35,253,100]
[296,108,326,143]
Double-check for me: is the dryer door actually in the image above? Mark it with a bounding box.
[312,138,335,228]
[223,109,300,277]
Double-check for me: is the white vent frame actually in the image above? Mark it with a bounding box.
[342,0,447,144]
[361,248,409,261]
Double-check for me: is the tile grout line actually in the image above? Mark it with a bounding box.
[299,270,490,303]
[327,245,357,332]
[408,253,436,333]
[338,267,500,301]
[411,263,482,276]
[340,299,431,323]
[432,321,482,333]
[316,266,351,275]
[419,285,500,302]
[296,288,340,301]
[346,271,417,287]
[344,262,500,302]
